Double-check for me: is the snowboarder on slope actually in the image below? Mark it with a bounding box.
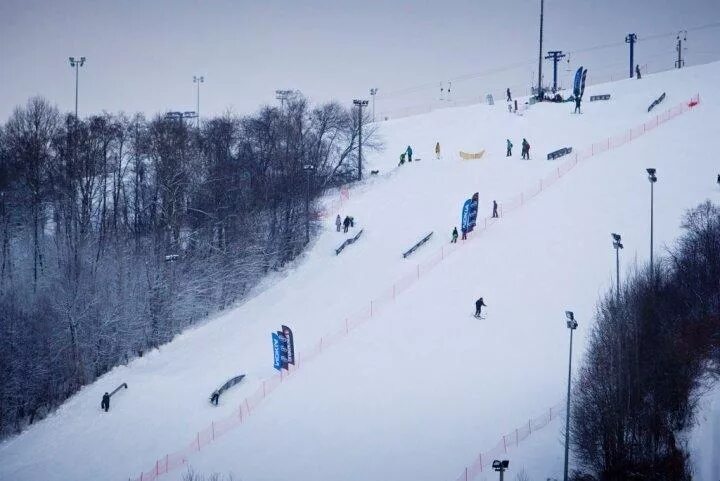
[522,139,530,160]
[399,152,406,166]
[406,145,413,162]
[506,139,513,157]
[101,392,110,412]
[451,227,458,243]
[475,298,487,318]
[435,142,441,160]
[717,173,720,187]
[349,216,355,228]
[335,215,342,232]
[506,88,512,102]
[635,64,642,79]
[343,216,350,233]
[210,391,220,406]
[574,96,582,114]
[492,200,499,218]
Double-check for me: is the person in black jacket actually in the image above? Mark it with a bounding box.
[451,227,458,243]
[492,200,499,218]
[635,64,642,79]
[343,216,350,233]
[101,392,110,412]
[506,88,512,102]
[574,96,582,114]
[475,298,487,318]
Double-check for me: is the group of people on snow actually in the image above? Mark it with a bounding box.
[336,214,355,233]
[398,145,414,165]
[506,138,530,159]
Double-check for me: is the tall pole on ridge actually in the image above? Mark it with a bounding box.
[537,0,544,100]
[625,34,637,78]
[353,99,368,181]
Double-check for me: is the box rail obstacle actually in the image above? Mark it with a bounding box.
[209,375,246,406]
[335,229,364,255]
[547,147,573,161]
[402,232,433,259]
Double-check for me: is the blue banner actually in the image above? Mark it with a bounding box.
[573,66,584,98]
[468,193,479,232]
[580,69,588,99]
[282,325,295,365]
[461,199,472,232]
[272,332,283,370]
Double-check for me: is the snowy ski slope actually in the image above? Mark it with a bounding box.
[1,62,719,481]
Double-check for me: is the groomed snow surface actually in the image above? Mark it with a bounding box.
[2,63,720,481]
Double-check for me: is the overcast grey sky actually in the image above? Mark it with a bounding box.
[1,0,719,121]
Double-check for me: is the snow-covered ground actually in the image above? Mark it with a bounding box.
[1,62,719,481]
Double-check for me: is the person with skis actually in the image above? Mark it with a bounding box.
[435,142,441,160]
[451,227,458,243]
[399,152,406,166]
[474,297,487,318]
[521,139,530,160]
[343,216,350,233]
[506,88,512,102]
[717,173,720,187]
[101,392,110,412]
[574,95,582,114]
[335,214,342,232]
[635,64,642,79]
[461,226,467,240]
[406,145,413,162]
[506,139,513,157]
[492,200,499,218]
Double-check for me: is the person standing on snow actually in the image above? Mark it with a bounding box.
[574,95,582,114]
[451,227,458,243]
[635,64,642,79]
[399,152,406,166]
[335,215,342,232]
[506,88,512,102]
[522,139,530,160]
[343,216,350,233]
[717,173,720,187]
[461,226,467,240]
[101,392,110,412]
[492,200,499,218]
[435,142,441,160]
[406,145,413,162]
[475,297,487,318]
[506,139,513,157]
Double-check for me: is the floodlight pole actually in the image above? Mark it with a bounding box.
[625,34,637,78]
[537,0,545,100]
[563,312,578,481]
[370,88,378,122]
[68,56,86,118]
[612,234,623,303]
[193,76,204,129]
[353,99,369,181]
[303,164,315,245]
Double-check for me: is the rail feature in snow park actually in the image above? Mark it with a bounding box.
[589,94,611,102]
[209,375,246,406]
[402,232,433,258]
[647,92,666,112]
[335,229,364,255]
[127,94,700,481]
[546,147,573,161]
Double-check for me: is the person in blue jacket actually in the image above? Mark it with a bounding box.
[406,145,413,162]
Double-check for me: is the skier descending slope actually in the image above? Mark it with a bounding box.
[474,297,487,319]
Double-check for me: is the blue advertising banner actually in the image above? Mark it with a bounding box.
[573,66,584,98]
[277,331,289,369]
[461,199,472,232]
[282,325,295,365]
[468,192,479,232]
[272,332,283,370]
[580,69,588,99]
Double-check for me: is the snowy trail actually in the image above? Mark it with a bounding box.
[1,62,719,481]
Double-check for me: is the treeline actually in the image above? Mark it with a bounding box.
[0,93,377,435]
[571,201,720,480]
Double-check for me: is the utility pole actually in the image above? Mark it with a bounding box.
[646,169,657,277]
[353,99,369,181]
[193,76,204,129]
[675,31,687,68]
[370,88,378,122]
[625,34,637,78]
[275,90,294,110]
[612,233,623,303]
[537,0,545,100]
[68,56,86,118]
[545,50,566,93]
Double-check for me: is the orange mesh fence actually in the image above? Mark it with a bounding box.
[129,95,699,481]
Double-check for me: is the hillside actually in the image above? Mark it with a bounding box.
[1,62,719,481]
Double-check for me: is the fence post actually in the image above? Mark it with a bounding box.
[417,264,420,279]
[465,467,468,481]
[529,419,532,434]
[441,246,444,260]
[140,473,144,481]
[479,453,483,472]
[557,167,560,177]
[239,404,243,422]
[539,179,543,191]
[503,435,507,453]
[212,421,215,441]
[156,460,159,476]
[197,432,200,451]
[245,398,251,414]
[345,318,349,333]
[516,428,519,446]
[165,454,169,473]
[262,381,266,397]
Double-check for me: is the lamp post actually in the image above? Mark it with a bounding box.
[68,56,86,118]
[275,90,294,111]
[353,99,369,181]
[612,233,623,303]
[563,311,578,481]
[303,164,315,245]
[492,460,510,481]
[370,88,378,122]
[193,76,204,129]
[646,169,657,277]
[537,0,544,101]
